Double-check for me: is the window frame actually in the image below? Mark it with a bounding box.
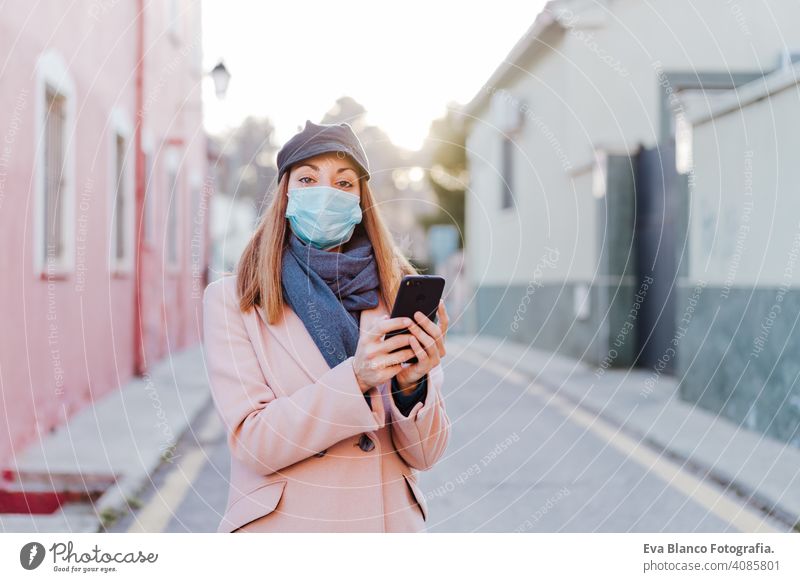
[164,147,182,273]
[33,50,76,278]
[108,108,135,275]
[166,0,182,44]
[142,130,156,248]
[490,89,524,212]
[500,135,516,210]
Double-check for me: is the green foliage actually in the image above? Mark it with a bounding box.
[423,110,467,247]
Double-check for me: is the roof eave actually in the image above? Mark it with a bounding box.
[462,2,563,124]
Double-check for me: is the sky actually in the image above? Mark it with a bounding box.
[200,1,547,151]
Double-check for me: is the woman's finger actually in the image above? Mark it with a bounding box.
[378,332,413,354]
[412,310,442,342]
[407,319,436,351]
[409,334,427,364]
[376,349,415,369]
[379,363,405,383]
[435,301,448,356]
[409,315,444,359]
[438,300,449,337]
[372,316,413,338]
[409,323,440,366]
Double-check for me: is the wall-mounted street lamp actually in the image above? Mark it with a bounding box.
[210,60,231,100]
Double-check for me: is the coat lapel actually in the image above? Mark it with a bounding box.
[255,298,389,384]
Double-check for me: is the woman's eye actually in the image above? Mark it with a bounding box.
[298,176,314,184]
[337,180,353,188]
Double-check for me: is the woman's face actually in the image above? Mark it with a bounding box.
[287,151,361,198]
[285,151,363,252]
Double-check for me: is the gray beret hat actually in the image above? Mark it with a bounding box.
[276,119,371,183]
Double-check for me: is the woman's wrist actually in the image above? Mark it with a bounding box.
[395,375,421,394]
[351,358,371,393]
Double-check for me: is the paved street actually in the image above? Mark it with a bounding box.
[106,341,792,533]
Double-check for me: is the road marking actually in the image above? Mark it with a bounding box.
[455,346,783,533]
[548,397,781,533]
[127,411,224,533]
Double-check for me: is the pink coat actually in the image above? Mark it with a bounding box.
[202,275,451,532]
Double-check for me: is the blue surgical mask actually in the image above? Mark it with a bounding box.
[285,185,363,250]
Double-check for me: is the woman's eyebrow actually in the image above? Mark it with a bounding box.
[294,163,354,174]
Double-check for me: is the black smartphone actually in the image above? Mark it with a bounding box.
[385,275,446,364]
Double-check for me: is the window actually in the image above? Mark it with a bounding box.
[189,4,203,76]
[490,89,523,210]
[44,89,67,263]
[165,149,181,270]
[500,136,515,209]
[34,50,75,276]
[574,283,591,320]
[113,134,127,261]
[190,177,201,253]
[189,176,205,284]
[108,109,133,273]
[166,0,181,43]
[143,151,155,246]
[674,111,693,175]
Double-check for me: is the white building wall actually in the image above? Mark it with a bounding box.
[466,0,800,287]
[689,73,800,288]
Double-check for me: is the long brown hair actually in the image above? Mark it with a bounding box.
[236,172,417,323]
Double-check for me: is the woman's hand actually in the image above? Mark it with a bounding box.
[352,316,415,393]
[394,300,449,394]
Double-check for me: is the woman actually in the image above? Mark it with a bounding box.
[202,120,451,532]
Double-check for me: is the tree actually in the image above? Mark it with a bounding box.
[321,96,368,132]
[420,104,468,247]
[216,116,278,203]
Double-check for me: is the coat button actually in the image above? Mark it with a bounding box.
[358,434,375,452]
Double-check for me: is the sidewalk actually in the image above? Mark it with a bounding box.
[450,334,800,529]
[0,344,211,533]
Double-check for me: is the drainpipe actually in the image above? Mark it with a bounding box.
[133,0,146,376]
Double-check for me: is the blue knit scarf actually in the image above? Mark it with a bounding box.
[281,225,380,369]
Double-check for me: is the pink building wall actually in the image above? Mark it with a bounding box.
[0,0,208,466]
